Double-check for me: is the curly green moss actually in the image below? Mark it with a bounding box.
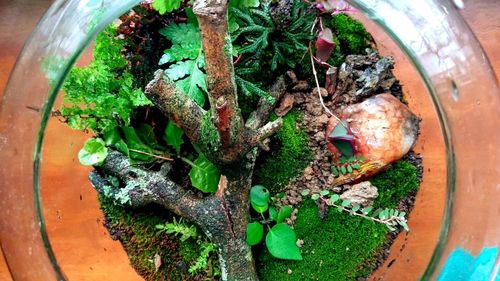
[257,159,420,280]
[329,14,372,55]
[98,195,211,281]
[253,110,313,193]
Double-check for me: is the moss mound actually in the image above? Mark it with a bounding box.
[253,109,313,194]
[98,195,218,280]
[257,159,420,280]
[329,14,372,56]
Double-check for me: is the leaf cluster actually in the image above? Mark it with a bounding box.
[230,0,314,81]
[330,155,364,177]
[159,22,208,106]
[300,189,409,232]
[61,27,152,134]
[246,185,302,261]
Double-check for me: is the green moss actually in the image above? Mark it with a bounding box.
[253,110,313,193]
[257,159,420,280]
[329,14,372,55]
[98,195,206,281]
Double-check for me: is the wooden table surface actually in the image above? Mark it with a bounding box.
[0,0,498,280]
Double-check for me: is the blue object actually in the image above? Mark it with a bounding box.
[438,247,499,281]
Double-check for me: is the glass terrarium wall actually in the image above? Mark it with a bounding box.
[0,0,499,280]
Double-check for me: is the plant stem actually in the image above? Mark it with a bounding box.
[128,148,173,161]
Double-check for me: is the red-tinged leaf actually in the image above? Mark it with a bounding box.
[315,28,335,63]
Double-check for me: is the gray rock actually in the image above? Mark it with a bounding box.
[340,181,378,206]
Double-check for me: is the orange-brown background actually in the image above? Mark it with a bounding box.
[0,0,498,280]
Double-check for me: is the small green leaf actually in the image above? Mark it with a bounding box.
[362,206,373,215]
[311,194,320,201]
[347,165,353,173]
[399,211,406,218]
[351,204,361,212]
[122,126,155,162]
[340,165,347,175]
[188,154,220,193]
[372,208,383,217]
[276,206,293,223]
[300,189,311,196]
[337,206,343,212]
[341,199,351,207]
[251,201,269,214]
[265,224,302,260]
[387,225,396,232]
[331,165,339,177]
[164,120,184,154]
[246,222,264,246]
[152,0,182,14]
[320,190,330,196]
[78,138,108,166]
[330,194,340,203]
[250,185,270,206]
[399,220,410,231]
[269,207,277,221]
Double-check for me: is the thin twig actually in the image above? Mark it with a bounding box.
[128,148,173,161]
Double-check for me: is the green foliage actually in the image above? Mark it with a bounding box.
[247,185,300,260]
[61,26,151,134]
[266,223,302,260]
[156,217,198,242]
[230,0,260,9]
[187,154,220,193]
[301,190,409,232]
[97,195,212,280]
[330,155,364,177]
[258,159,421,280]
[78,138,108,166]
[370,160,420,209]
[163,120,184,154]
[152,0,182,14]
[257,199,387,281]
[253,110,313,193]
[250,185,271,211]
[329,13,371,55]
[246,222,264,246]
[188,242,216,274]
[230,0,314,80]
[159,23,207,106]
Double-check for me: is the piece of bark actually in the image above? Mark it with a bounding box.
[340,181,378,207]
[274,93,295,117]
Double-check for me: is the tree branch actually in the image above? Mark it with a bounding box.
[246,76,287,130]
[193,0,244,152]
[144,70,205,143]
[88,150,204,221]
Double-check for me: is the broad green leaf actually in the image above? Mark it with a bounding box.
[188,154,220,193]
[78,138,108,166]
[269,207,277,221]
[320,190,330,196]
[136,123,160,148]
[122,126,155,162]
[351,204,361,212]
[159,23,200,46]
[311,194,320,201]
[276,206,293,223]
[163,120,184,154]
[152,0,182,14]
[246,222,264,246]
[103,127,120,146]
[114,139,129,156]
[265,224,302,260]
[250,185,270,206]
[175,62,207,106]
[251,201,268,213]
